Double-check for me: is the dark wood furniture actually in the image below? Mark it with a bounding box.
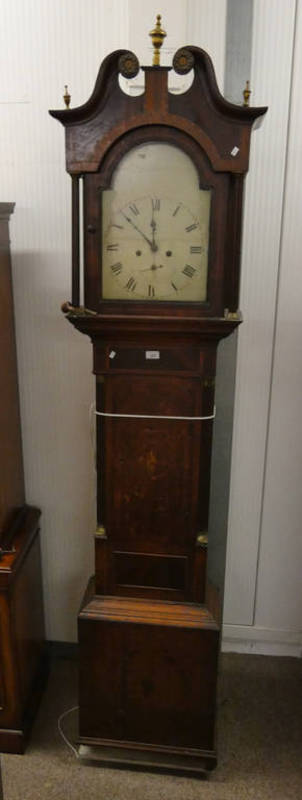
[50,26,266,774]
[0,203,47,754]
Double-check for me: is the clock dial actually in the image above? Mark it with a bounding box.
[101,143,211,302]
[103,195,209,300]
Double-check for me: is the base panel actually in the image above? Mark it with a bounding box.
[0,648,49,754]
[0,729,25,756]
[78,740,216,775]
[79,587,220,768]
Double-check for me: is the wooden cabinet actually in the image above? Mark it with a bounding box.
[0,204,47,753]
[0,203,24,528]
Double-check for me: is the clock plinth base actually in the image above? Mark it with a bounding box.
[78,741,217,776]
[78,580,219,773]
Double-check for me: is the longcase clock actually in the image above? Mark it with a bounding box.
[50,18,267,774]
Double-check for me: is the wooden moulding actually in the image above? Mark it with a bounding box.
[80,591,219,630]
[65,312,241,341]
[49,47,267,176]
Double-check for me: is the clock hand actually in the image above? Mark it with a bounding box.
[141,264,164,272]
[121,211,158,252]
[150,205,158,253]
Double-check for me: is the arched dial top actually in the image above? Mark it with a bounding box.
[102,142,211,302]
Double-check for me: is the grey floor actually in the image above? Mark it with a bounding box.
[2,653,302,799]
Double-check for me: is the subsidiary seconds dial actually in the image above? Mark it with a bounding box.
[102,195,209,302]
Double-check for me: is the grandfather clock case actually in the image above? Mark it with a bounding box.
[50,23,266,773]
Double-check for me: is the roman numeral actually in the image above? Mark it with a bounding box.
[106,243,119,251]
[129,203,139,216]
[110,262,122,275]
[182,264,196,278]
[185,223,198,233]
[125,276,137,291]
[173,205,180,216]
[148,285,155,298]
[190,245,202,254]
[152,198,160,211]
[111,223,124,229]
[171,282,178,292]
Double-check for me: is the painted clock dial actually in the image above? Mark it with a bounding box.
[102,142,211,302]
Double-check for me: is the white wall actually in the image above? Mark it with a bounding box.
[1,0,302,651]
[223,0,302,656]
[253,0,302,641]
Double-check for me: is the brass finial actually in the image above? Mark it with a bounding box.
[63,85,71,109]
[243,80,251,107]
[149,14,166,66]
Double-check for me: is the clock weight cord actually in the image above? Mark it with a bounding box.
[94,409,216,422]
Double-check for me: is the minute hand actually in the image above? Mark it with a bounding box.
[121,212,158,252]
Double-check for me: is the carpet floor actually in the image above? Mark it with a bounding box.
[2,653,302,799]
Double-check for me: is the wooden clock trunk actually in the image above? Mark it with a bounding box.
[74,316,239,772]
[50,31,266,773]
[77,327,226,771]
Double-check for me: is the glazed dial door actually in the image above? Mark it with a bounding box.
[102,143,211,302]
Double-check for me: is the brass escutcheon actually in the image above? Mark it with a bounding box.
[196,532,208,548]
[95,525,107,539]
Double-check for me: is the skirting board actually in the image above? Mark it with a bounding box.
[222,625,302,657]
